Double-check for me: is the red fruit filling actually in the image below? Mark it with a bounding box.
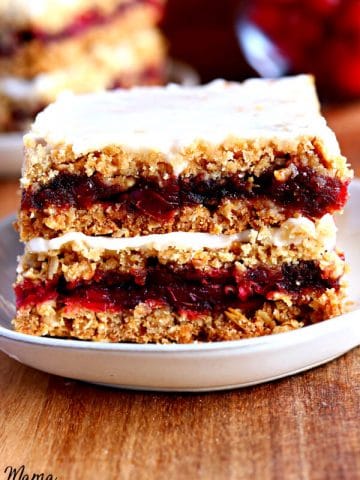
[21,166,349,221]
[15,260,339,316]
[0,0,163,56]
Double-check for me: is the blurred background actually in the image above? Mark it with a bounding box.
[163,0,255,84]
[161,0,360,168]
[163,0,360,102]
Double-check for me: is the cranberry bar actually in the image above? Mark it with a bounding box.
[0,0,166,132]
[14,75,353,343]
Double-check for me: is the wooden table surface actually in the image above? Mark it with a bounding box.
[1,106,359,480]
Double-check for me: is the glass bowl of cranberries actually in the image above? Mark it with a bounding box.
[236,0,360,102]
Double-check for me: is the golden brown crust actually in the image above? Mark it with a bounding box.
[17,198,293,241]
[13,288,345,343]
[21,136,352,189]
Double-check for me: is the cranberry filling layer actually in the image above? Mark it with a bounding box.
[15,260,339,315]
[0,0,163,56]
[21,166,349,220]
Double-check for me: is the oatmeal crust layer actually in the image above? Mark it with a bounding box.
[13,288,345,344]
[17,196,344,241]
[21,137,351,189]
[17,199,298,241]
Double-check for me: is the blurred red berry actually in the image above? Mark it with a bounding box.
[337,2,360,32]
[306,0,341,16]
[240,0,360,100]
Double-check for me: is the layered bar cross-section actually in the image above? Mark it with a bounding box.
[14,75,353,343]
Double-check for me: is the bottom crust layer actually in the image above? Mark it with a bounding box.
[13,288,344,344]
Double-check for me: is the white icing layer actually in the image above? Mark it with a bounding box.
[25,75,341,176]
[26,215,337,254]
[27,231,251,253]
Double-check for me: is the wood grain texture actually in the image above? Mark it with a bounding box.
[0,107,359,480]
[0,350,359,480]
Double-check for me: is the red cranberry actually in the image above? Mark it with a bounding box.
[15,261,339,317]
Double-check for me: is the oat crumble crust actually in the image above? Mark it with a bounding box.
[17,199,287,241]
[17,231,345,284]
[18,194,348,241]
[21,137,351,188]
[13,288,345,343]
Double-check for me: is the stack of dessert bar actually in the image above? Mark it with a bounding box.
[0,0,166,132]
[14,75,352,343]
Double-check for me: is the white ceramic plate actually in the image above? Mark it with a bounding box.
[0,60,200,177]
[0,182,360,392]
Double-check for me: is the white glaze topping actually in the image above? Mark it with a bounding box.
[25,76,341,176]
[26,215,337,254]
[27,231,251,253]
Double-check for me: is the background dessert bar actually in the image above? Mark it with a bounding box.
[0,0,166,132]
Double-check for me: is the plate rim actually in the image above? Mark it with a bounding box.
[1,311,359,354]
